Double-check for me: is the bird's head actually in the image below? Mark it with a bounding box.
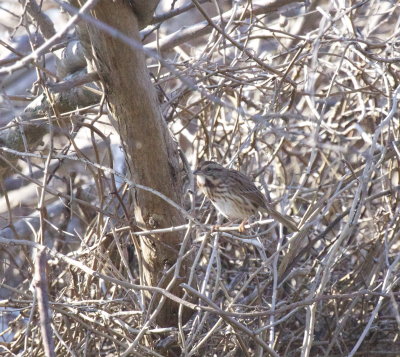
[193,161,225,186]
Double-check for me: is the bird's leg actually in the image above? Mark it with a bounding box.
[211,224,221,232]
[211,221,232,232]
[211,217,230,232]
[212,220,242,232]
[238,219,248,233]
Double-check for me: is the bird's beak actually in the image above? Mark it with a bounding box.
[193,169,200,175]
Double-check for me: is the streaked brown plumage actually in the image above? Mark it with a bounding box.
[193,161,298,232]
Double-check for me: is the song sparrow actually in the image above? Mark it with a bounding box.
[194,161,298,232]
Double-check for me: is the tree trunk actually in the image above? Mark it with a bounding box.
[73,0,192,327]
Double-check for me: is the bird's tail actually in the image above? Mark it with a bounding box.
[263,204,298,232]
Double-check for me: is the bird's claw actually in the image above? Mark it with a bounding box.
[211,225,221,232]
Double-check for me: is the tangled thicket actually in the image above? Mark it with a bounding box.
[0,1,399,356]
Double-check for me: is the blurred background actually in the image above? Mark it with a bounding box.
[0,1,399,356]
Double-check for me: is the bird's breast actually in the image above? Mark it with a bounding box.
[196,175,216,194]
[212,197,246,219]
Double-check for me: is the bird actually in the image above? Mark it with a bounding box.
[193,161,298,233]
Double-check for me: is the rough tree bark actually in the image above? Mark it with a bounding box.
[71,0,192,327]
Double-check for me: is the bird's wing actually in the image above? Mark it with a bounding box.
[233,171,266,207]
